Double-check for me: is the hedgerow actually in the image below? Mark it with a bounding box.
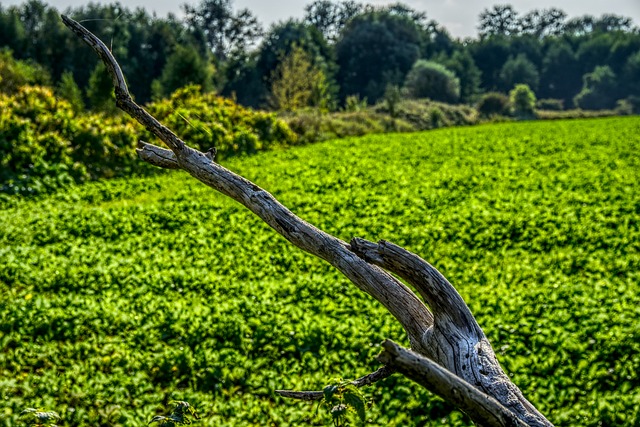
[0,85,297,196]
[144,86,297,159]
[0,85,142,195]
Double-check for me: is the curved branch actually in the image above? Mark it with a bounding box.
[350,238,483,338]
[62,15,554,427]
[61,15,433,352]
[61,15,186,155]
[275,365,397,401]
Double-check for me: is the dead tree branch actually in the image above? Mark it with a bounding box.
[378,340,529,427]
[61,15,553,427]
[275,366,397,401]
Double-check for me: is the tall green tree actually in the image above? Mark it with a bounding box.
[470,35,511,91]
[623,51,640,96]
[444,49,482,103]
[499,53,539,91]
[304,0,363,43]
[519,8,566,38]
[269,45,332,111]
[183,0,263,61]
[56,71,84,113]
[539,40,581,103]
[151,45,215,99]
[86,62,118,114]
[253,19,335,108]
[403,60,460,103]
[564,14,634,35]
[336,9,421,103]
[478,5,520,38]
[0,5,27,55]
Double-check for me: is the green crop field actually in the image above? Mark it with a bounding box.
[1,117,639,426]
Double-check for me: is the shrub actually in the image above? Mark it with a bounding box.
[373,98,477,130]
[151,45,215,100]
[509,84,536,118]
[383,84,402,118]
[0,85,142,195]
[535,109,618,120]
[0,84,297,195]
[477,92,510,117]
[403,60,460,103]
[145,85,297,159]
[429,107,445,128]
[282,110,413,144]
[624,95,640,114]
[536,98,564,111]
[615,99,634,115]
[344,95,367,112]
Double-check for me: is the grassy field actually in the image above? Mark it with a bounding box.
[1,117,639,426]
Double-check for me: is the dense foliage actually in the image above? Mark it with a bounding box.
[0,84,296,195]
[402,60,460,103]
[282,99,477,144]
[476,92,510,117]
[2,0,637,111]
[144,85,297,159]
[509,84,536,118]
[1,117,638,426]
[0,85,140,195]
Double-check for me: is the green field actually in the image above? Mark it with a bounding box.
[1,117,639,426]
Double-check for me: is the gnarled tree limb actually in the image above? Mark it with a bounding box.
[351,239,552,427]
[61,15,553,427]
[378,340,529,427]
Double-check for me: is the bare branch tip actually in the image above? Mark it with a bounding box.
[277,366,396,402]
[275,390,324,401]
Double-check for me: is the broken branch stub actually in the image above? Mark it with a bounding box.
[61,15,553,427]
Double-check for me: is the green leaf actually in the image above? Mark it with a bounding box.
[344,389,367,425]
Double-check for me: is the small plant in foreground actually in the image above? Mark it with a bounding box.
[20,408,60,426]
[149,401,200,426]
[319,380,368,427]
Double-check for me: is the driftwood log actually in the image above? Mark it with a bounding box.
[61,15,553,427]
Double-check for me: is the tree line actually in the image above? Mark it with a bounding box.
[1,0,639,112]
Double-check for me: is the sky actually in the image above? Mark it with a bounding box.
[6,0,640,39]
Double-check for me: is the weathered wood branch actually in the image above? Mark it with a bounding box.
[61,14,433,352]
[378,340,529,427]
[351,239,553,427]
[62,15,554,427]
[137,141,180,169]
[275,366,397,401]
[351,238,482,338]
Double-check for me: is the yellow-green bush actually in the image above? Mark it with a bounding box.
[0,86,141,195]
[144,85,297,159]
[1,85,297,195]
